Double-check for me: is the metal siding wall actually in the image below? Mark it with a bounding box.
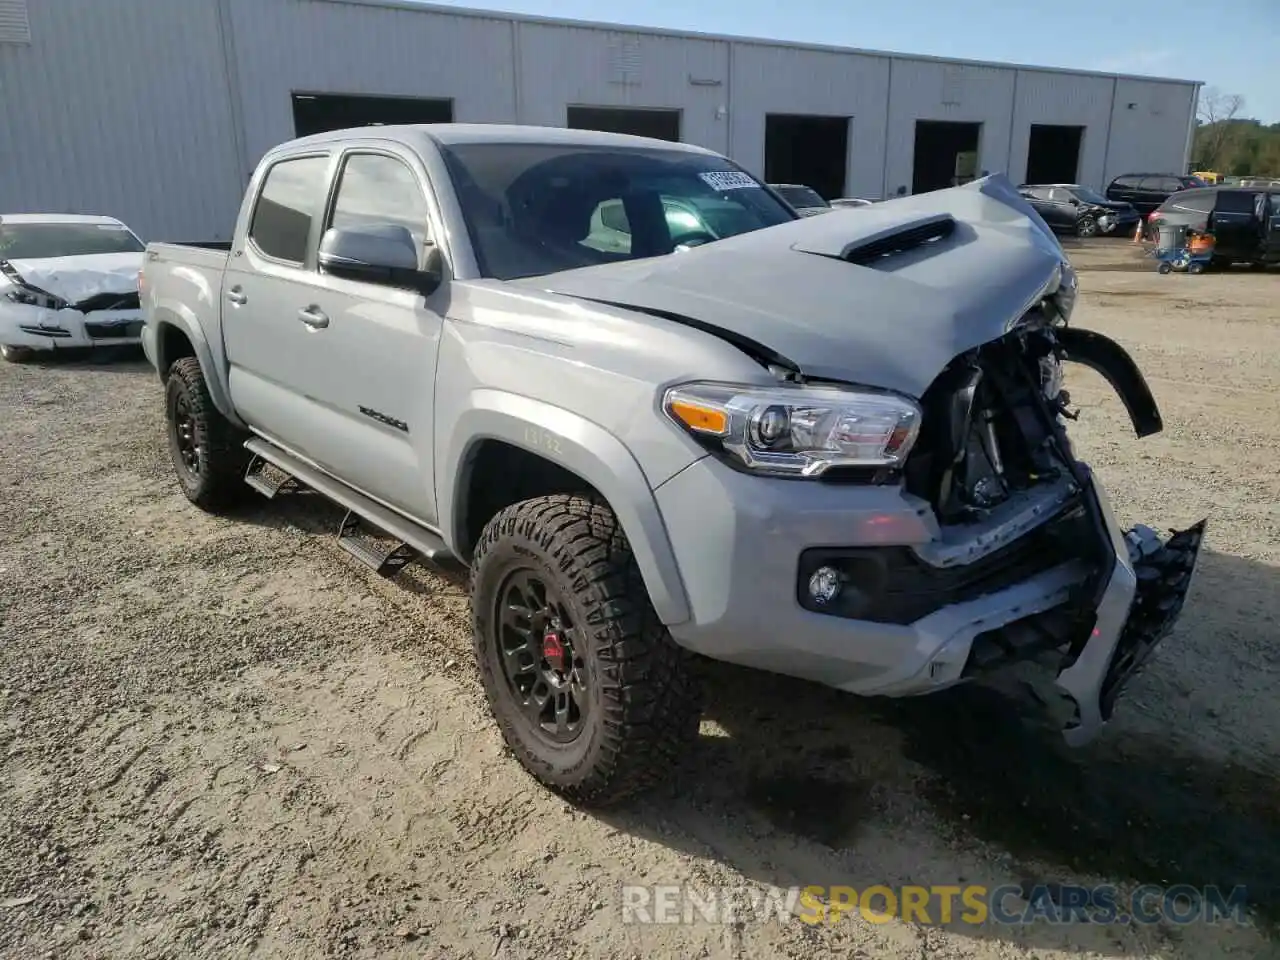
[226,0,517,166]
[1009,71,1115,189]
[885,60,1015,195]
[728,43,889,199]
[516,23,729,153]
[1103,80,1198,183]
[0,0,1203,241]
[0,0,244,241]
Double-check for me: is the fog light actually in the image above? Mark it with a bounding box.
[808,566,843,606]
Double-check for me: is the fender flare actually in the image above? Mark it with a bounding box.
[149,305,241,426]
[441,389,692,626]
[1058,328,1163,438]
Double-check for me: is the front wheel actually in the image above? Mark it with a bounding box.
[165,357,249,511]
[471,494,702,806]
[1076,215,1099,239]
[1188,262,1206,275]
[1157,261,1173,274]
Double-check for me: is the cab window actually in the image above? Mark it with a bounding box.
[248,155,331,264]
[328,153,432,260]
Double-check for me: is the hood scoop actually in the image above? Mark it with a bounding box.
[791,213,957,267]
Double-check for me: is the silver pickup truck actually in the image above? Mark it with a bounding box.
[141,124,1205,805]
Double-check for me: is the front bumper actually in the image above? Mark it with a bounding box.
[1100,211,1141,235]
[0,303,144,351]
[655,456,1205,745]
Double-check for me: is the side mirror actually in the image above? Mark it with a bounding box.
[318,225,443,296]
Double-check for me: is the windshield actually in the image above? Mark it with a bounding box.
[0,222,144,260]
[774,185,828,209]
[438,142,797,280]
[1071,187,1109,204]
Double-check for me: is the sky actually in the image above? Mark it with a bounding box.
[422,0,1280,124]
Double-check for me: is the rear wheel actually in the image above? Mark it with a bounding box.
[165,357,249,511]
[1157,262,1173,274]
[471,494,702,806]
[0,345,34,363]
[1188,262,1205,275]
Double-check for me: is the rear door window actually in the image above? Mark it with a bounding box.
[1112,176,1141,190]
[248,155,331,264]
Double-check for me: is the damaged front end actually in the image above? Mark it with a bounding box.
[902,262,1206,744]
[1,260,143,348]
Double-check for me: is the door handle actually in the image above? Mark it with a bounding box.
[297,306,329,329]
[226,287,247,305]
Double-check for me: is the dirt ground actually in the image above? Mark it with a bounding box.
[1,240,1278,960]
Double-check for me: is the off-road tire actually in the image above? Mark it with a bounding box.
[165,356,250,511]
[471,494,702,806]
[1,345,34,363]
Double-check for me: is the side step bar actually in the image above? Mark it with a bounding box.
[244,453,297,499]
[242,436,456,577]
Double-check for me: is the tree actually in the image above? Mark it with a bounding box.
[1195,88,1245,171]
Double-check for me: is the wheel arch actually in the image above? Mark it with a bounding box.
[149,307,239,424]
[442,391,692,626]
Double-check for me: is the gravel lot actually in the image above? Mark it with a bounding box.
[2,241,1277,960]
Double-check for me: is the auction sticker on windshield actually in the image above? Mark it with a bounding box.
[699,171,758,191]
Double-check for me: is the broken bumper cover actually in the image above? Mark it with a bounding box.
[0,304,143,350]
[656,457,1205,747]
[1056,489,1207,745]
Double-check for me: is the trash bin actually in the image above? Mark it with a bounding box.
[1157,223,1187,251]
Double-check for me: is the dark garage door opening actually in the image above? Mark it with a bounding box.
[1025,124,1084,185]
[912,121,982,194]
[764,114,850,200]
[291,93,453,138]
[566,106,681,142]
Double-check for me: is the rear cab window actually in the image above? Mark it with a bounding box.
[247,154,332,264]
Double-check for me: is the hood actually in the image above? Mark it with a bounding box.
[517,174,1068,399]
[0,252,143,305]
[1094,200,1136,213]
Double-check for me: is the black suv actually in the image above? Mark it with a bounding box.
[1105,173,1206,216]
[1148,186,1280,268]
[1018,184,1141,237]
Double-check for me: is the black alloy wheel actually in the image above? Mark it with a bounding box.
[495,567,590,744]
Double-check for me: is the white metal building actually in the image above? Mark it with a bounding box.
[0,0,1201,242]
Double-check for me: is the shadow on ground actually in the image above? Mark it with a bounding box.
[596,546,1280,953]
[204,480,1278,952]
[8,345,150,371]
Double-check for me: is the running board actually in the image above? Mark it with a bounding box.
[241,437,455,575]
[244,453,297,499]
[337,510,419,577]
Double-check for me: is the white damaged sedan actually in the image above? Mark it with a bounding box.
[0,214,146,362]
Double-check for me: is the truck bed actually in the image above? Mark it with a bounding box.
[145,241,231,270]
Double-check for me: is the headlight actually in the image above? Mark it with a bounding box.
[4,289,41,307]
[1051,260,1078,323]
[663,380,922,478]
